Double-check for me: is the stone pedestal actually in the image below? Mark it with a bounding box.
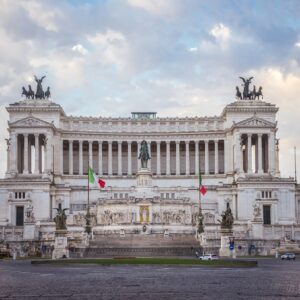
[136,168,152,187]
[23,222,36,240]
[219,229,235,257]
[52,230,69,260]
[251,222,264,239]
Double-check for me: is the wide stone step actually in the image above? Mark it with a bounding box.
[70,247,201,258]
[90,233,199,248]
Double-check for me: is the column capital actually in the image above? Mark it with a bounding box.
[97,140,102,145]
[156,141,161,145]
[175,140,180,145]
[23,133,29,138]
[108,140,112,144]
[204,140,209,144]
[69,140,73,144]
[166,140,170,145]
[247,133,252,138]
[185,140,189,144]
[118,141,122,145]
[88,140,93,144]
[257,133,263,138]
[214,139,218,144]
[34,133,39,138]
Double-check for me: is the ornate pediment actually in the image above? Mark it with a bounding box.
[9,116,55,129]
[233,116,276,128]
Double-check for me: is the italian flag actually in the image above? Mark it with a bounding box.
[88,166,106,189]
[199,172,207,196]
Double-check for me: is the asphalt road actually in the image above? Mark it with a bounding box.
[0,258,300,299]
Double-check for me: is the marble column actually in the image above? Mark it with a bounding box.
[98,141,102,176]
[239,135,244,174]
[6,139,10,174]
[247,134,252,173]
[69,140,73,175]
[137,141,141,170]
[88,141,93,169]
[148,141,152,171]
[185,141,190,175]
[108,141,112,175]
[204,140,209,175]
[195,141,199,175]
[176,141,180,175]
[127,141,132,175]
[275,139,280,176]
[23,134,29,174]
[79,141,83,175]
[157,141,161,175]
[60,139,64,174]
[224,138,228,174]
[214,140,219,174]
[34,134,40,174]
[166,141,170,175]
[268,131,275,174]
[258,134,263,174]
[10,133,17,174]
[118,141,122,175]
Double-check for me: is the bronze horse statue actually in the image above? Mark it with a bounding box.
[138,140,151,169]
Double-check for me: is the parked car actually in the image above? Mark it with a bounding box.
[199,254,219,260]
[281,253,296,260]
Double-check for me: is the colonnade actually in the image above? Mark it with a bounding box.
[9,133,47,174]
[238,132,276,174]
[61,139,225,176]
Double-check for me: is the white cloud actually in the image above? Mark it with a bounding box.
[295,42,300,48]
[127,0,180,18]
[210,23,231,42]
[87,30,130,71]
[19,0,62,32]
[189,47,198,52]
[72,44,89,56]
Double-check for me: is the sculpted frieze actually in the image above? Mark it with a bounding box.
[234,116,276,128]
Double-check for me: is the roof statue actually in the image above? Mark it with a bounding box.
[21,75,51,100]
[236,77,263,100]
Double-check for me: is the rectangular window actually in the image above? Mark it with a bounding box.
[160,193,164,199]
[263,205,271,225]
[114,193,118,199]
[171,193,175,199]
[16,206,24,226]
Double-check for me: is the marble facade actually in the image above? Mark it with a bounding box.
[0,97,300,255]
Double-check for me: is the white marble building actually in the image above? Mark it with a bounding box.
[0,95,299,255]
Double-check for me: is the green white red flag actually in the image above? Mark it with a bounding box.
[88,166,105,189]
[199,172,207,196]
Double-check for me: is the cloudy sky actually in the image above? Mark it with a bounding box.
[0,0,300,179]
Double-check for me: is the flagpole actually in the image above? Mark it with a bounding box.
[295,146,297,183]
[198,166,204,234]
[86,167,91,234]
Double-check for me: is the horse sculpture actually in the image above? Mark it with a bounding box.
[27,85,34,99]
[254,86,263,100]
[138,140,151,169]
[45,87,51,99]
[235,86,242,100]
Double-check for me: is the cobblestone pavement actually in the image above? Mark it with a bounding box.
[0,258,300,299]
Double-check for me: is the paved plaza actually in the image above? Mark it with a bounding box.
[0,258,300,299]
